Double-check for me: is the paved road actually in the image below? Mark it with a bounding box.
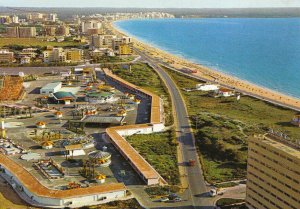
[135,48,213,209]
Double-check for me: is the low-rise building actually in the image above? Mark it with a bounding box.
[119,43,133,55]
[196,84,219,91]
[52,91,76,105]
[0,49,14,63]
[20,56,31,64]
[43,48,66,63]
[65,48,83,62]
[216,88,235,97]
[40,82,62,94]
[0,154,127,208]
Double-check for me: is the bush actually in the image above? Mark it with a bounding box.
[126,130,179,185]
[145,185,180,196]
[216,198,245,207]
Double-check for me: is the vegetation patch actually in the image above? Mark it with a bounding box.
[145,185,180,197]
[79,198,142,209]
[214,181,239,188]
[164,67,299,183]
[93,55,135,63]
[126,130,179,185]
[113,62,173,126]
[216,198,245,208]
[0,38,82,47]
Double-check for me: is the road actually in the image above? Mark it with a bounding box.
[135,48,213,209]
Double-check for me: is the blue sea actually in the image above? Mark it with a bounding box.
[115,18,300,99]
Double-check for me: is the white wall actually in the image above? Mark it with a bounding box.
[0,164,126,207]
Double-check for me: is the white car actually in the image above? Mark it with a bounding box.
[209,189,217,197]
[160,197,169,202]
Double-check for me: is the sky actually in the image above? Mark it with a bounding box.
[1,0,300,8]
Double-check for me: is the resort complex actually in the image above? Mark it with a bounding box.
[0,5,300,209]
[0,63,167,208]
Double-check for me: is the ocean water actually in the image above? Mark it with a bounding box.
[115,18,300,99]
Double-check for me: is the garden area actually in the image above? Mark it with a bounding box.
[126,130,179,185]
[93,55,136,64]
[79,198,142,209]
[164,66,299,183]
[112,62,173,126]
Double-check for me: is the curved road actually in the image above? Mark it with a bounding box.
[135,48,213,209]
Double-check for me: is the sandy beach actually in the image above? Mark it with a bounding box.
[110,21,300,111]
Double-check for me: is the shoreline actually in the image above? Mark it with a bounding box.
[111,20,300,111]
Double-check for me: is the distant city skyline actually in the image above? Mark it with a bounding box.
[1,0,300,8]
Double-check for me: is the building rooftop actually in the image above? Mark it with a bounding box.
[106,124,161,180]
[64,144,83,151]
[258,134,300,159]
[102,68,166,184]
[53,91,76,100]
[41,82,61,90]
[0,154,126,199]
[81,115,124,124]
[86,91,113,98]
[103,68,162,124]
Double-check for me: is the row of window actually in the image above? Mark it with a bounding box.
[252,140,299,165]
[249,147,300,184]
[248,177,298,209]
[248,157,300,195]
[248,170,299,209]
[247,192,271,209]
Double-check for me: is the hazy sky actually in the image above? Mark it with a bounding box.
[1,0,300,8]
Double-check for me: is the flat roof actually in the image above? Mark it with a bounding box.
[81,115,124,124]
[103,68,166,184]
[259,134,300,159]
[103,68,161,124]
[41,82,61,90]
[53,91,76,100]
[106,125,160,180]
[0,154,126,199]
[64,144,83,150]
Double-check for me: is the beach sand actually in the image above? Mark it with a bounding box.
[111,22,300,111]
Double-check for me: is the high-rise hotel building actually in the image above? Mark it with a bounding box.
[246,134,300,209]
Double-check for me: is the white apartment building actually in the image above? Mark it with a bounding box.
[43,48,66,63]
[81,20,102,33]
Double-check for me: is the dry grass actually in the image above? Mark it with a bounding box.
[0,76,24,101]
[0,38,81,47]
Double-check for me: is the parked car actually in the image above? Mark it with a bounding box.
[160,197,169,202]
[209,189,217,197]
[173,197,182,202]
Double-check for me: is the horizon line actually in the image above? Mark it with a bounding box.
[2,6,300,9]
